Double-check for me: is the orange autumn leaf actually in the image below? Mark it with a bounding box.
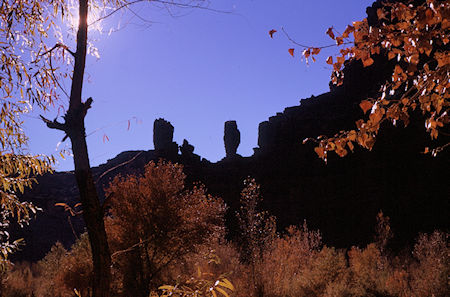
[359,100,373,114]
[288,48,295,57]
[388,51,396,60]
[312,48,321,55]
[326,27,335,40]
[377,8,387,20]
[342,25,355,38]
[348,130,357,141]
[302,49,310,58]
[347,141,355,152]
[362,57,374,67]
[435,52,450,68]
[369,107,384,125]
[269,29,277,38]
[326,56,333,65]
[337,56,345,64]
[314,146,325,158]
[333,62,342,71]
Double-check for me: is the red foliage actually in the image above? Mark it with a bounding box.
[105,161,226,296]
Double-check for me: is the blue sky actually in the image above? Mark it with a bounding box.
[24,0,374,171]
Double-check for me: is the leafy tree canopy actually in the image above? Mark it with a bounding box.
[0,0,61,266]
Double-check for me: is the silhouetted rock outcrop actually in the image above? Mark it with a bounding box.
[180,139,200,162]
[180,139,194,156]
[153,118,178,156]
[224,121,240,158]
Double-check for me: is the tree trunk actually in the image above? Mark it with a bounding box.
[68,123,111,297]
[66,0,111,295]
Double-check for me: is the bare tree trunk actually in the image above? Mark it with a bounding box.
[68,121,111,297]
[44,0,112,296]
[68,1,111,296]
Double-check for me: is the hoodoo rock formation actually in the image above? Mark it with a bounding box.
[224,121,240,158]
[180,139,194,156]
[153,118,178,156]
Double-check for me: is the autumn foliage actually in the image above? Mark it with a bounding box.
[0,173,448,297]
[105,161,226,296]
[273,0,449,160]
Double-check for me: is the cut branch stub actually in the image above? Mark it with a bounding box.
[40,115,67,131]
[41,97,94,142]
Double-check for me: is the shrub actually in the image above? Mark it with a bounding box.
[0,262,39,297]
[260,222,324,297]
[409,231,449,297]
[347,243,390,296]
[55,234,93,297]
[35,241,67,297]
[105,161,226,297]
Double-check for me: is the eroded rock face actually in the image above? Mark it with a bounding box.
[224,121,240,158]
[180,139,194,156]
[153,118,178,156]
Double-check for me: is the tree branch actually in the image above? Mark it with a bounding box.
[82,97,93,116]
[281,27,353,49]
[40,43,75,58]
[97,151,143,183]
[49,53,70,99]
[40,115,67,131]
[90,0,232,26]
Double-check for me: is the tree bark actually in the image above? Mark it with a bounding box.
[66,0,111,295]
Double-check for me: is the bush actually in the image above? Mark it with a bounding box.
[0,262,39,297]
[409,231,449,297]
[105,161,226,297]
[1,176,448,297]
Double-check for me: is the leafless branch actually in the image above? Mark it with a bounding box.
[111,237,152,258]
[40,115,66,131]
[281,27,353,49]
[90,0,232,26]
[431,142,450,156]
[49,53,70,99]
[97,151,144,183]
[126,5,157,24]
[40,43,75,58]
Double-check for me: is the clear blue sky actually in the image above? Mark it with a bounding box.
[24,0,374,171]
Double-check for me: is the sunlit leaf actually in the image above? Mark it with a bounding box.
[215,287,230,297]
[269,29,277,38]
[158,285,175,291]
[362,57,374,67]
[359,100,373,114]
[326,27,335,40]
[314,147,325,158]
[288,48,295,57]
[218,279,235,291]
[302,49,310,58]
